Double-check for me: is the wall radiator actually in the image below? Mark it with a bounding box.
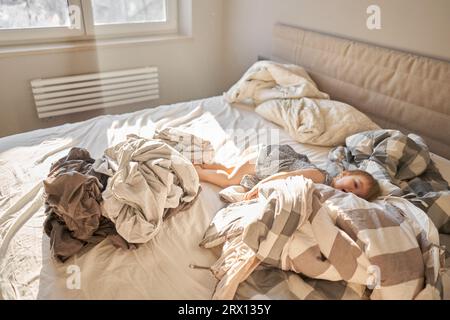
[31,67,159,119]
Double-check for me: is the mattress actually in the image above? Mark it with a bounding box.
[1,96,449,300]
[0,96,330,299]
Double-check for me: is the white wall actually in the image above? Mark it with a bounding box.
[0,0,225,137]
[223,0,450,88]
[1,0,449,137]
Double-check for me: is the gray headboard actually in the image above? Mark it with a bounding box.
[271,24,450,159]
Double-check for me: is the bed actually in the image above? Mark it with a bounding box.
[0,24,449,300]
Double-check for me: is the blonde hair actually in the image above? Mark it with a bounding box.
[333,169,381,201]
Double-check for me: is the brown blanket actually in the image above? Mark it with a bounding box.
[43,148,131,262]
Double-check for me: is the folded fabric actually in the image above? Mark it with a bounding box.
[43,148,131,262]
[97,134,201,243]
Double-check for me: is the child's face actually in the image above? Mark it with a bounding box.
[333,174,371,199]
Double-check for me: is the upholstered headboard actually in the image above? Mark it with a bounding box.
[271,24,450,159]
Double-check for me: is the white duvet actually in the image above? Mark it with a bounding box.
[225,61,380,146]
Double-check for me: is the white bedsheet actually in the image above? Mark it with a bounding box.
[1,96,449,300]
[0,96,332,300]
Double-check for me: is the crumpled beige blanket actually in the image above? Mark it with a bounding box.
[95,134,201,244]
[202,176,443,300]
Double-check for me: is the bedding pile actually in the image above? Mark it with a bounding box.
[200,126,450,300]
[201,62,448,300]
[224,61,380,147]
[200,176,444,300]
[94,134,201,243]
[0,97,243,300]
[43,130,208,260]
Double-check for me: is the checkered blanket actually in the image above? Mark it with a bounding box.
[326,130,450,234]
[203,176,444,300]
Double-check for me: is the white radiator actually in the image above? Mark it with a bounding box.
[31,67,159,119]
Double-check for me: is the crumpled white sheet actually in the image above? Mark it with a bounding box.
[95,134,201,244]
[224,60,330,104]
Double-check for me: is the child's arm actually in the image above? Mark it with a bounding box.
[244,168,326,200]
[195,160,256,188]
[261,168,326,184]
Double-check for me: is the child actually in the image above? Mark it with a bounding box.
[195,145,380,201]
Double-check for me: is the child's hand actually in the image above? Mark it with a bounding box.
[244,186,259,200]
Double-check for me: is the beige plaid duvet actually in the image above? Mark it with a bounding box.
[205,176,444,300]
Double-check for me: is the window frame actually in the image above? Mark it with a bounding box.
[0,0,85,44]
[0,0,178,45]
[83,0,178,38]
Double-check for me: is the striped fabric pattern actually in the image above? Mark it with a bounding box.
[326,129,450,234]
[205,176,444,300]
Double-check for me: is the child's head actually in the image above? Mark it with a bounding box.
[331,169,381,201]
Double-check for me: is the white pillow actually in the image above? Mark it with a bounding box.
[255,98,380,147]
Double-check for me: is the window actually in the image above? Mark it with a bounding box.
[0,0,84,43]
[92,0,167,25]
[85,0,177,37]
[0,0,71,29]
[0,0,177,45]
